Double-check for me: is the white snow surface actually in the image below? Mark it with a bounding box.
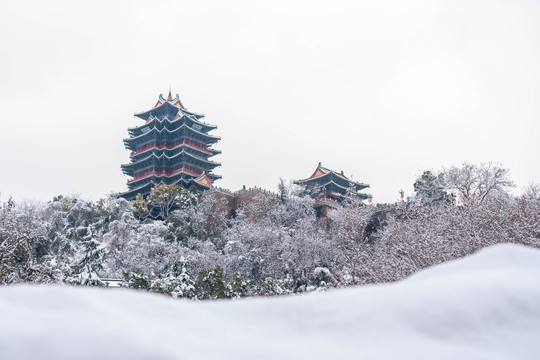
[1,244,540,360]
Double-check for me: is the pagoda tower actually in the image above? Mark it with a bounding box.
[120,90,221,200]
[294,163,370,204]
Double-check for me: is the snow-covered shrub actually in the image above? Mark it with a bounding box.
[194,265,227,300]
[151,258,195,298]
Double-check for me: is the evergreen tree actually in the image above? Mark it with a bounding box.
[67,238,105,286]
[413,171,454,207]
[123,268,152,291]
[258,276,286,296]
[195,265,226,300]
[226,273,248,299]
[152,258,195,298]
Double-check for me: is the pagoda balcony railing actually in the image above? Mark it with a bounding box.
[128,165,204,184]
[131,139,213,157]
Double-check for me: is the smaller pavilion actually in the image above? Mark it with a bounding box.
[294,163,370,204]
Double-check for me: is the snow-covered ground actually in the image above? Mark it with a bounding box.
[1,244,539,360]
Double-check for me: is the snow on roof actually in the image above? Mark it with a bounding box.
[122,149,220,170]
[0,244,539,360]
[124,123,221,144]
[295,163,369,188]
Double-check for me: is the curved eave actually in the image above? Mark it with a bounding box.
[323,167,370,189]
[354,183,370,190]
[191,174,214,189]
[123,124,221,147]
[316,180,350,192]
[179,107,205,119]
[298,179,369,194]
[207,173,222,180]
[126,171,222,187]
[119,182,154,200]
[128,114,217,136]
[122,150,221,171]
[294,172,333,184]
[327,169,363,186]
[134,100,208,120]
[134,101,180,120]
[131,143,220,161]
[294,172,369,190]
[182,112,216,130]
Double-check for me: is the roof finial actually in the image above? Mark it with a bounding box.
[167,86,173,101]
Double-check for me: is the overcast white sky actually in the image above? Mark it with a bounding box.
[1,0,539,203]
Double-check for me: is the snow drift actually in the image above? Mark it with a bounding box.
[1,244,539,360]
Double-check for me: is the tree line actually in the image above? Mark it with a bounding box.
[0,162,538,299]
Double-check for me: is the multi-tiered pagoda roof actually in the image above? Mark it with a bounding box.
[119,90,221,200]
[294,163,370,203]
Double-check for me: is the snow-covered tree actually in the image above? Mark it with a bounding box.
[165,194,229,244]
[329,196,375,285]
[132,193,148,220]
[442,162,514,206]
[195,265,227,300]
[226,273,248,299]
[413,170,454,207]
[0,200,51,284]
[67,238,106,286]
[151,258,196,298]
[123,268,152,290]
[148,184,197,218]
[1,170,536,300]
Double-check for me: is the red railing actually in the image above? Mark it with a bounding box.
[131,138,212,157]
[128,165,204,184]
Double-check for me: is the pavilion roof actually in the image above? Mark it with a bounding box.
[192,173,214,189]
[119,173,218,200]
[128,113,217,135]
[122,149,221,172]
[123,123,221,146]
[124,171,222,188]
[130,142,220,161]
[294,163,369,189]
[134,91,205,121]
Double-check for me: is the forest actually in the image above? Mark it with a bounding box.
[1,162,538,299]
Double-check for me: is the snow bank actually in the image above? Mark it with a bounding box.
[1,244,539,360]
